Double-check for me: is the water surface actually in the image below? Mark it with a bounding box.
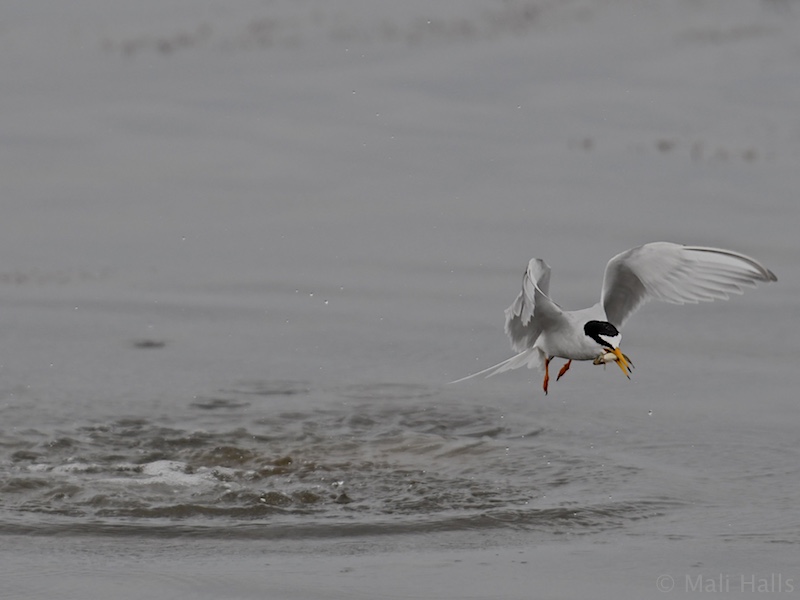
[1,0,798,597]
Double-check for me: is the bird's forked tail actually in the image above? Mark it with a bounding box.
[448,347,545,384]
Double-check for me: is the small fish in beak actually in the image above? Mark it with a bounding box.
[593,348,634,378]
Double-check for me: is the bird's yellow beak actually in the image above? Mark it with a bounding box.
[612,347,632,379]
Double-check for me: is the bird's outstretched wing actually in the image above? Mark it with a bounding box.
[505,258,563,352]
[601,242,777,328]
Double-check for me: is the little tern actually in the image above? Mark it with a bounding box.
[452,242,777,394]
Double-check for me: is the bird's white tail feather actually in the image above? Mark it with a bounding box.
[449,348,544,384]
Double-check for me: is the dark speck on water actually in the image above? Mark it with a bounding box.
[131,339,167,349]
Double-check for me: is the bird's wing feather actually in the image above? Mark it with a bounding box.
[504,258,563,352]
[601,242,777,327]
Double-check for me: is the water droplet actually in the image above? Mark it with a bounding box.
[324,300,329,305]
[648,410,653,416]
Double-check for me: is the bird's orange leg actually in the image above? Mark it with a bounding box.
[542,357,551,395]
[556,360,572,381]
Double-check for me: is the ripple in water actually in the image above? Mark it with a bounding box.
[0,381,677,538]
